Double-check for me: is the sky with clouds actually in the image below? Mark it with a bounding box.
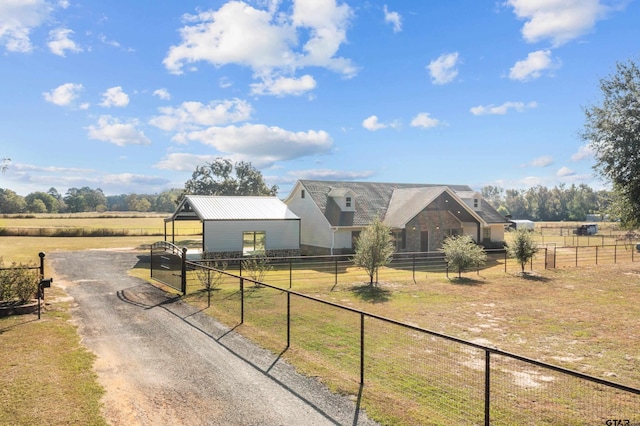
[1,0,638,197]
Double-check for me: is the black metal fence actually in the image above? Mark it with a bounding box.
[172,258,639,425]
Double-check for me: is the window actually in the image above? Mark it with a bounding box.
[243,231,266,255]
[301,189,305,198]
[483,228,491,240]
[346,196,352,207]
[474,198,479,208]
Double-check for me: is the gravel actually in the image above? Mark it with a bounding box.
[50,249,378,426]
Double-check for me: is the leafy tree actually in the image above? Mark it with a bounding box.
[439,234,487,279]
[352,217,395,286]
[0,188,26,213]
[183,158,278,197]
[581,58,640,228]
[480,185,504,209]
[507,228,539,274]
[155,189,180,212]
[25,191,58,213]
[64,187,106,212]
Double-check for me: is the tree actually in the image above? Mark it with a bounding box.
[581,58,640,228]
[507,228,539,274]
[352,217,395,286]
[25,191,58,213]
[439,235,487,279]
[183,158,278,197]
[1,158,9,174]
[0,189,26,213]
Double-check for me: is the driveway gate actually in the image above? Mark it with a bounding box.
[150,241,186,294]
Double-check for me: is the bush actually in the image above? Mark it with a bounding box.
[0,260,39,303]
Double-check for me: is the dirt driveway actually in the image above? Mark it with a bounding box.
[50,249,377,426]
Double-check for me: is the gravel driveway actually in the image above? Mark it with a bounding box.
[50,249,378,426]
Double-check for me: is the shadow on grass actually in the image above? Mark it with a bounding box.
[513,271,551,282]
[350,283,391,303]
[448,276,485,285]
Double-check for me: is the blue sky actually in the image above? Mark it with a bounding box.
[1,0,638,197]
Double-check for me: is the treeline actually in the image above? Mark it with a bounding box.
[0,187,182,214]
[481,183,610,221]
[0,183,613,221]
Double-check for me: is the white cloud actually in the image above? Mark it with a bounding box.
[48,27,82,56]
[571,144,595,161]
[153,88,171,100]
[362,115,386,131]
[531,155,554,167]
[470,101,537,115]
[410,112,441,129]
[557,166,575,177]
[250,74,317,96]
[149,99,253,132]
[86,115,151,146]
[153,153,222,171]
[0,0,53,52]
[427,52,460,85]
[42,82,84,106]
[284,168,375,181]
[505,0,619,47]
[509,50,559,81]
[383,5,402,33]
[163,0,356,95]
[100,86,129,108]
[181,123,333,167]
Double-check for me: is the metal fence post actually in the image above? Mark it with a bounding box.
[575,246,578,267]
[335,257,338,288]
[504,251,507,273]
[485,350,491,426]
[181,247,187,294]
[596,246,598,265]
[240,277,244,324]
[38,252,45,278]
[289,258,292,289]
[287,292,291,348]
[614,245,617,264]
[360,312,365,386]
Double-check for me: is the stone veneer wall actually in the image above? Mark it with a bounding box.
[405,210,463,252]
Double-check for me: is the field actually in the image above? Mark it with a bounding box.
[1,215,639,424]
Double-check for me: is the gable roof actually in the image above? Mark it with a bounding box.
[171,195,299,221]
[296,180,507,227]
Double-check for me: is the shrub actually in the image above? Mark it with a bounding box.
[0,260,39,303]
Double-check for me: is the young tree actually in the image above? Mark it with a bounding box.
[581,58,640,228]
[352,217,395,286]
[440,235,487,279]
[183,158,278,197]
[507,228,539,274]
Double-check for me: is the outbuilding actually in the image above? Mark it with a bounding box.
[165,195,300,258]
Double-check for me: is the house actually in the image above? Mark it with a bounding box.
[283,180,508,255]
[165,195,300,258]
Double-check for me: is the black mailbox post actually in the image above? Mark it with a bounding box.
[37,278,53,319]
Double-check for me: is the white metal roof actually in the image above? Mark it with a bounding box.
[173,195,299,221]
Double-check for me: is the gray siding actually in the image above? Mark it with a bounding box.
[203,219,300,252]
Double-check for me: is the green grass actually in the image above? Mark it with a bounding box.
[0,288,106,425]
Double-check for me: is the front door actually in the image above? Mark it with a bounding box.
[420,231,429,252]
